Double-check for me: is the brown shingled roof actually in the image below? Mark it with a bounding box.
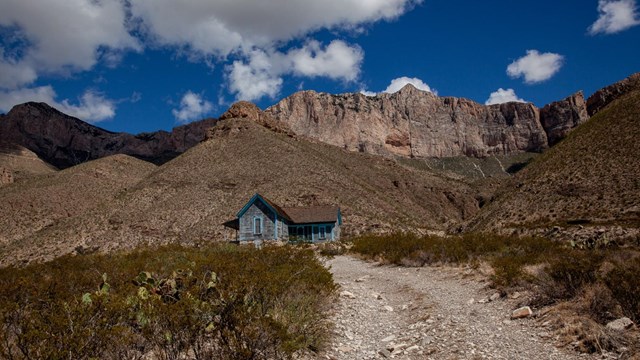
[281,205,340,224]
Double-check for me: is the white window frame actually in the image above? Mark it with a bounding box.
[253,217,263,235]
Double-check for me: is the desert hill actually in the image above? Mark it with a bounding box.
[0,141,57,185]
[0,154,156,260]
[0,103,482,266]
[0,102,217,169]
[467,73,640,243]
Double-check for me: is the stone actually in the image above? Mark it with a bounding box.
[405,345,420,353]
[383,305,394,312]
[606,317,634,331]
[587,72,640,116]
[511,306,533,319]
[381,335,396,343]
[340,291,356,299]
[490,292,501,302]
[378,349,391,358]
[0,167,13,185]
[467,298,475,305]
[478,298,489,304]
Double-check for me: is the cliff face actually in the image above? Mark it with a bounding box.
[586,72,640,116]
[266,85,587,159]
[0,102,217,169]
[540,92,589,146]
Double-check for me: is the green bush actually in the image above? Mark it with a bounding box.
[0,244,336,360]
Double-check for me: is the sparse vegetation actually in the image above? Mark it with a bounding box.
[0,244,336,360]
[350,232,640,354]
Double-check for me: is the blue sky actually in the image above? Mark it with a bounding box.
[0,0,639,134]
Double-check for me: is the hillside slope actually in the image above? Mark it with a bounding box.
[0,155,157,257]
[1,104,480,265]
[0,142,56,185]
[467,75,640,242]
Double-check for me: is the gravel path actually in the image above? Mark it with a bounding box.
[314,255,597,360]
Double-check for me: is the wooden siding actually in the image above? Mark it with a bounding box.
[238,199,277,242]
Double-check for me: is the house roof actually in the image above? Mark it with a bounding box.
[236,193,341,225]
[281,205,340,224]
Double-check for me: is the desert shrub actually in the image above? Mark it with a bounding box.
[604,257,640,323]
[581,284,620,324]
[316,241,349,258]
[351,232,558,269]
[0,244,336,360]
[541,250,603,300]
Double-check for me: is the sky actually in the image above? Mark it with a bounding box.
[0,0,639,134]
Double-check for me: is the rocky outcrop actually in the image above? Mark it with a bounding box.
[539,92,589,146]
[587,73,640,116]
[0,102,217,169]
[0,167,13,185]
[266,85,588,159]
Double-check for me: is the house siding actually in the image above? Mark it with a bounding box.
[239,200,276,242]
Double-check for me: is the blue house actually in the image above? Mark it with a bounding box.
[225,193,342,243]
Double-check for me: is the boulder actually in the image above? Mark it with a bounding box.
[606,317,634,331]
[511,306,533,319]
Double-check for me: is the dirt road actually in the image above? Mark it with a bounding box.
[315,255,597,360]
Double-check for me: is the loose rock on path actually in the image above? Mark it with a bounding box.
[311,255,600,360]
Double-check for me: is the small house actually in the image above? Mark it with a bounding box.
[224,193,342,243]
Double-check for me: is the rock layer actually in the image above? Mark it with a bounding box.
[540,92,589,146]
[266,85,587,159]
[0,102,217,169]
[586,72,640,116]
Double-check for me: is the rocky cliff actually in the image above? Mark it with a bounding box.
[586,72,640,116]
[0,102,217,169]
[266,85,588,158]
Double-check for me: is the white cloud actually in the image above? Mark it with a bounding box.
[0,0,140,90]
[0,86,115,122]
[485,88,527,105]
[589,0,640,34]
[288,40,363,81]
[227,40,363,101]
[172,91,213,123]
[383,76,435,94]
[507,50,564,84]
[360,90,377,96]
[360,76,436,96]
[129,0,420,56]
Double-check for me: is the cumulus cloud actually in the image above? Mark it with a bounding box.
[589,0,640,34]
[0,0,140,89]
[172,91,213,123]
[129,0,420,56]
[507,50,564,84]
[485,88,527,105]
[360,76,436,96]
[0,0,421,108]
[227,40,363,101]
[383,76,435,94]
[0,86,115,122]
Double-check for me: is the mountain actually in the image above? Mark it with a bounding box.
[265,85,588,159]
[467,73,640,243]
[0,154,156,257]
[0,102,480,266]
[0,141,57,185]
[0,102,217,169]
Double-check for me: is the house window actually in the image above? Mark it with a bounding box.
[253,217,262,235]
[319,226,326,239]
